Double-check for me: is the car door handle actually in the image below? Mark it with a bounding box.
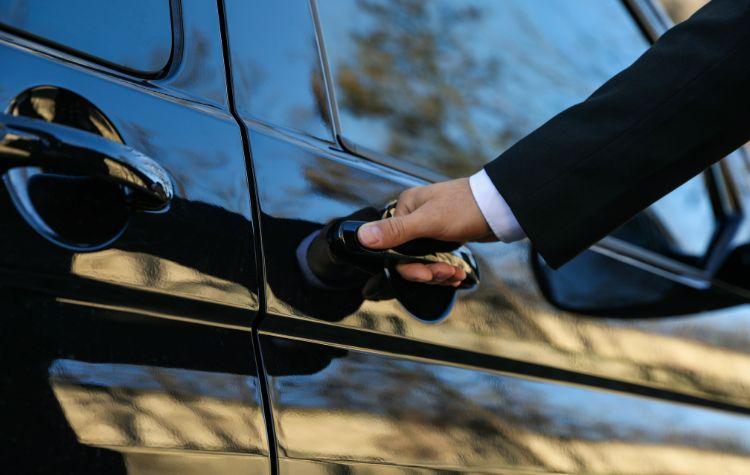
[0,112,173,212]
[303,202,479,290]
[298,203,480,322]
[328,220,480,290]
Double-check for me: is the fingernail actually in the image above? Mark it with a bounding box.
[358,223,382,247]
[434,270,451,281]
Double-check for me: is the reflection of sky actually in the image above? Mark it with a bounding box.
[0,0,172,72]
[646,174,715,256]
[225,0,333,140]
[252,132,361,221]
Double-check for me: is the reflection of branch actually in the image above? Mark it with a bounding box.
[49,360,266,454]
[337,0,508,176]
[290,349,750,471]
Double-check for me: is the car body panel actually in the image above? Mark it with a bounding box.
[250,128,750,411]
[228,0,750,472]
[2,0,750,473]
[0,289,269,473]
[263,335,750,474]
[0,1,258,321]
[0,1,268,472]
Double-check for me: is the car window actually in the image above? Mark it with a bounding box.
[318,0,651,177]
[318,0,718,261]
[0,0,172,74]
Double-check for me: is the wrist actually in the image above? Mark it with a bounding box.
[469,170,525,243]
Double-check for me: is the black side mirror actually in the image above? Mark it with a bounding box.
[533,246,742,319]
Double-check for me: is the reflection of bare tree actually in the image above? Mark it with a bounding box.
[273,345,750,473]
[51,360,270,474]
[336,0,514,177]
[303,156,395,204]
[310,51,332,129]
[50,360,268,455]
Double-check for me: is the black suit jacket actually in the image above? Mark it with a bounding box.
[485,0,750,268]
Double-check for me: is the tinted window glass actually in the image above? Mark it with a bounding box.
[319,0,717,260]
[225,0,333,140]
[319,0,650,177]
[0,0,172,74]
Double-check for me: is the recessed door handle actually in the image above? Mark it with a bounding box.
[0,112,173,212]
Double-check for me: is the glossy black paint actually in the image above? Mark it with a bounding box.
[263,335,750,473]
[0,289,268,473]
[5,0,750,474]
[0,1,258,326]
[0,1,267,473]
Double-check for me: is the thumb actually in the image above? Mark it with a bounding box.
[357,214,423,250]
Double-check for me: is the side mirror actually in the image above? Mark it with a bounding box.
[533,245,742,319]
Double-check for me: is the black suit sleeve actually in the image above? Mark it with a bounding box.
[484,0,750,268]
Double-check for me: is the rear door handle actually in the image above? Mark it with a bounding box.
[0,112,173,212]
[302,202,480,291]
[298,203,480,321]
[329,219,480,290]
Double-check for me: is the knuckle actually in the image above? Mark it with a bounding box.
[398,188,416,209]
[385,216,407,239]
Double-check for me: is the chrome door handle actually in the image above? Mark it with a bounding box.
[0,112,173,212]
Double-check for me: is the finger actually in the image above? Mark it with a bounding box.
[426,262,457,282]
[443,268,467,287]
[394,189,414,216]
[395,262,433,282]
[397,262,460,286]
[453,268,467,281]
[357,211,428,250]
[395,186,426,216]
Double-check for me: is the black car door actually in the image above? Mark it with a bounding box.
[227,0,750,473]
[0,1,269,473]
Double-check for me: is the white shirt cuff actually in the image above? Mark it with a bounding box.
[469,169,525,242]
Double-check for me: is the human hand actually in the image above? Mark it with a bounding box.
[357,178,494,286]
